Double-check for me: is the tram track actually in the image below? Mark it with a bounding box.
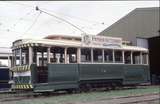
[120,98,159,104]
[75,93,160,104]
[0,85,159,103]
[0,91,160,103]
[111,93,160,104]
[0,91,67,102]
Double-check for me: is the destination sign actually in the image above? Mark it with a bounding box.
[82,34,122,48]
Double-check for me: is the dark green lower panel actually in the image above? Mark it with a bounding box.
[34,82,79,92]
[123,65,150,85]
[79,64,150,85]
[32,64,150,92]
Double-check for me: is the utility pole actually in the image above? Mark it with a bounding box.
[35,6,86,34]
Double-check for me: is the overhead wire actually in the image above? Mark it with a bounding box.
[2,2,69,34]
[23,11,42,35]
[8,9,34,32]
[5,1,34,9]
[0,28,35,36]
[0,2,41,35]
[39,8,106,34]
[0,2,37,35]
[36,6,86,34]
[0,28,22,34]
[38,8,106,34]
[42,8,105,25]
[7,2,105,26]
[2,2,105,35]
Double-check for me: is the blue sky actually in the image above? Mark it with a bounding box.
[0,1,159,47]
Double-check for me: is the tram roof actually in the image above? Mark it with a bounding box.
[44,34,81,40]
[12,38,148,52]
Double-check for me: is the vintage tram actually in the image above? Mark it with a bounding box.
[11,35,150,92]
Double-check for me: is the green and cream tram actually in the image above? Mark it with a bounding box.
[11,35,150,92]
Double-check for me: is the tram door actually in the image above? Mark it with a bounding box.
[148,36,160,84]
[34,47,48,83]
[34,47,78,83]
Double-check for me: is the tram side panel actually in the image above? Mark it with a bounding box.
[33,64,79,92]
[33,64,150,92]
[123,65,150,85]
[0,67,11,90]
[78,64,150,87]
[78,64,124,87]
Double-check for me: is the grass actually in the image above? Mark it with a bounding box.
[3,86,160,104]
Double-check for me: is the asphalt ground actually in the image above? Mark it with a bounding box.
[0,85,160,104]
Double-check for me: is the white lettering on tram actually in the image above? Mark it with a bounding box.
[82,34,122,48]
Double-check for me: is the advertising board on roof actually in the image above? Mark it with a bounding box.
[81,34,122,48]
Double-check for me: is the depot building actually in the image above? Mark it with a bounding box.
[98,7,160,84]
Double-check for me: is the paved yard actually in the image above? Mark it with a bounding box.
[0,86,160,104]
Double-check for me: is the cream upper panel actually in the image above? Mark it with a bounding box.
[12,38,148,52]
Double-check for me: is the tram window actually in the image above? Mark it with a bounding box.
[36,52,41,66]
[50,49,57,63]
[54,53,65,63]
[39,58,47,66]
[104,50,113,62]
[59,54,64,63]
[43,52,48,66]
[93,49,102,62]
[51,47,65,63]
[67,48,77,63]
[142,53,147,64]
[52,53,63,63]
[81,48,91,62]
[68,54,76,63]
[16,60,20,66]
[50,53,57,63]
[16,48,29,66]
[22,48,29,65]
[133,52,141,64]
[15,49,20,66]
[115,50,123,63]
[36,52,48,66]
[124,51,131,64]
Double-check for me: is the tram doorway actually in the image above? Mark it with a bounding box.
[33,46,78,83]
[148,36,160,84]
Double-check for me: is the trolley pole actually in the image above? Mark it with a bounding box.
[35,6,86,34]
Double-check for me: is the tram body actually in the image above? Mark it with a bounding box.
[11,35,150,92]
[0,47,12,90]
